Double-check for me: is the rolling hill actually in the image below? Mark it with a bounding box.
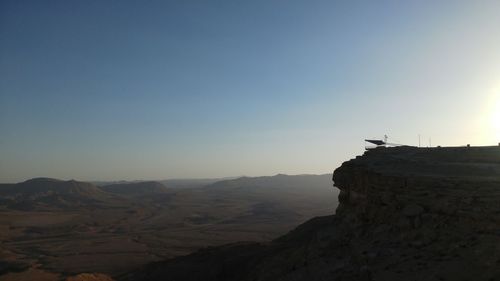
[100,181,169,196]
[0,178,116,210]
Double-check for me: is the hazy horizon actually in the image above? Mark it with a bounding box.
[2,0,500,182]
[0,172,333,184]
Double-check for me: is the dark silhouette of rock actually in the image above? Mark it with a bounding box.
[402,203,424,217]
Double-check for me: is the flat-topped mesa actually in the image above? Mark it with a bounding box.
[333,146,500,232]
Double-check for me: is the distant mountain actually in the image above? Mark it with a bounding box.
[92,178,236,189]
[206,174,332,190]
[197,174,338,225]
[0,178,115,210]
[205,174,335,201]
[101,181,169,196]
[160,178,237,189]
[92,180,144,187]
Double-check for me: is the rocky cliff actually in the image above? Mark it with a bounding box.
[121,146,500,281]
[331,146,500,280]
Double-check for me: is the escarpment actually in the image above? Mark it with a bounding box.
[331,146,500,280]
[122,146,500,281]
[334,146,500,233]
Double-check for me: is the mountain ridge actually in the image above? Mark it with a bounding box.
[100,181,169,196]
[0,178,115,210]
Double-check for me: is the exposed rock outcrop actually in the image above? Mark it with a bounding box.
[330,146,500,280]
[121,146,500,281]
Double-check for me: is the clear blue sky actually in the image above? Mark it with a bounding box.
[1,1,500,182]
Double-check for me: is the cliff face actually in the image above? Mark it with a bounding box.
[122,146,500,281]
[334,146,500,228]
[331,146,500,281]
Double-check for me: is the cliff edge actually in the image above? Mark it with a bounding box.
[121,146,500,281]
[331,146,500,280]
